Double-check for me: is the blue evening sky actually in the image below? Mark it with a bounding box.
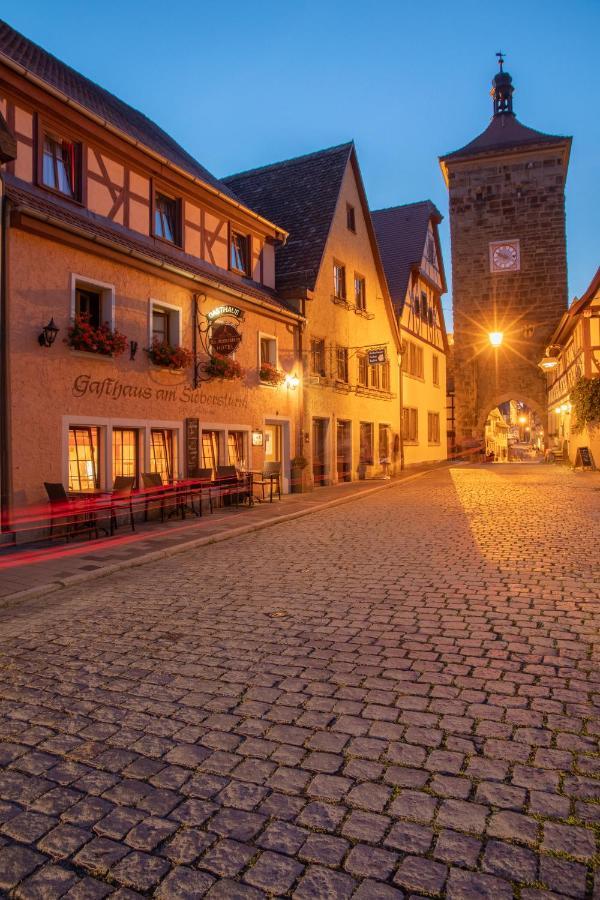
[4,0,598,328]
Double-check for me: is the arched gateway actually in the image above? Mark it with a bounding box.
[440,56,571,448]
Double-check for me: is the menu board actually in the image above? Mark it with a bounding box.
[185,418,200,474]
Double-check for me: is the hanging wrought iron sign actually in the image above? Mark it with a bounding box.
[207,305,244,322]
[210,322,242,357]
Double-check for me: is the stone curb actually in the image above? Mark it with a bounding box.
[0,467,436,611]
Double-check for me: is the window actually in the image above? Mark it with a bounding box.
[433,354,440,386]
[402,408,418,443]
[230,231,250,274]
[421,292,428,319]
[379,424,390,461]
[154,192,179,243]
[150,429,176,483]
[112,429,139,486]
[370,363,380,389]
[75,287,102,329]
[336,346,349,382]
[354,274,366,311]
[310,338,326,376]
[42,132,79,199]
[202,431,220,472]
[333,263,346,300]
[405,341,424,379]
[260,336,277,366]
[359,422,374,465]
[428,412,440,444]
[68,426,99,491]
[357,354,368,387]
[228,432,246,468]
[152,307,170,344]
[425,234,436,266]
[382,361,390,391]
[346,204,356,232]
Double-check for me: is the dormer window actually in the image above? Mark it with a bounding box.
[230,231,251,275]
[42,132,80,199]
[154,192,179,244]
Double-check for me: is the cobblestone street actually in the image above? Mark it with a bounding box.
[0,464,598,899]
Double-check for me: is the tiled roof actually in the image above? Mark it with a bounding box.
[440,114,570,163]
[371,201,441,313]
[5,175,297,316]
[223,143,353,292]
[0,19,241,202]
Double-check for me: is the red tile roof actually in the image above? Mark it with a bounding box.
[6,175,298,316]
[0,19,241,202]
[223,143,353,292]
[440,114,570,163]
[371,201,442,313]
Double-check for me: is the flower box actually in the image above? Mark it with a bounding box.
[202,356,244,380]
[145,339,193,370]
[66,316,128,357]
[259,362,286,386]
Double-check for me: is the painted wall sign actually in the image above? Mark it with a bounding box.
[368,348,387,365]
[71,374,249,408]
[210,322,242,357]
[185,418,200,474]
[207,304,244,321]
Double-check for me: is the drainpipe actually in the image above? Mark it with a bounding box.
[398,341,405,472]
[0,192,11,532]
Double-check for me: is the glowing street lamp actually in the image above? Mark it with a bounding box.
[488,331,504,348]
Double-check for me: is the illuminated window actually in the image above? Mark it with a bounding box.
[357,354,368,387]
[68,426,99,491]
[112,429,139,486]
[359,422,374,465]
[333,263,346,300]
[428,412,440,444]
[354,274,366,311]
[150,429,176,483]
[154,192,179,243]
[227,432,246,468]
[260,336,277,366]
[202,431,220,472]
[230,231,250,274]
[42,133,79,198]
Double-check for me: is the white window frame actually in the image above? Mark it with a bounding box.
[62,415,183,489]
[225,425,251,469]
[149,298,182,347]
[258,332,278,368]
[70,273,115,329]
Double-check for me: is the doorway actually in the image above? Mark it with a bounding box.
[336,420,351,482]
[312,417,328,486]
[264,420,290,492]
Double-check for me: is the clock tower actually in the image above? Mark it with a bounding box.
[440,56,571,446]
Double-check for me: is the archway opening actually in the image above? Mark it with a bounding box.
[483,399,545,463]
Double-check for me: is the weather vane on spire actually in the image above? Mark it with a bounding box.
[496,51,505,72]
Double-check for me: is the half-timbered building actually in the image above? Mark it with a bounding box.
[0,20,303,518]
[372,202,449,465]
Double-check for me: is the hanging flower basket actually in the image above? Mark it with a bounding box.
[202,356,244,380]
[259,362,286,386]
[66,315,128,357]
[145,339,193,370]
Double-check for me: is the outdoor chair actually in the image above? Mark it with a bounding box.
[215,465,243,508]
[141,472,181,522]
[254,462,282,502]
[109,476,136,534]
[188,468,215,516]
[44,482,97,541]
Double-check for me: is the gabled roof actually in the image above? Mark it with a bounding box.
[0,19,242,203]
[5,175,298,317]
[223,143,353,292]
[550,266,600,346]
[440,114,571,172]
[371,201,445,312]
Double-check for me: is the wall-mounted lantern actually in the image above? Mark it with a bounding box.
[38,318,60,347]
[284,373,300,390]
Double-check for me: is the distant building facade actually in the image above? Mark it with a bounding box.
[372,202,449,466]
[440,58,571,448]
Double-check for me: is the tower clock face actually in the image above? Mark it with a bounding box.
[490,239,520,273]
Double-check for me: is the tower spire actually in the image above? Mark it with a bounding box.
[491,52,514,117]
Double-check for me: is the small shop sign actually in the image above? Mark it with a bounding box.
[252,430,264,446]
[368,348,387,365]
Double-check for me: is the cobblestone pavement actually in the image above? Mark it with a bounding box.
[0,464,598,899]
